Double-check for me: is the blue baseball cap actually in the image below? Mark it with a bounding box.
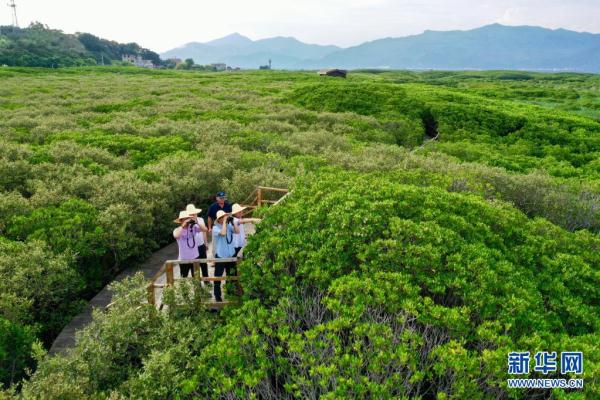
[216,191,227,198]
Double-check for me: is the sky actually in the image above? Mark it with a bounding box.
[3,0,599,52]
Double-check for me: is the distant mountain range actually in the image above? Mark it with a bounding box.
[161,33,341,69]
[161,24,600,72]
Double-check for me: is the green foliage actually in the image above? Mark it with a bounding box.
[290,82,426,147]
[76,32,161,66]
[20,275,215,399]
[7,199,103,256]
[0,239,84,342]
[184,171,599,399]
[1,68,598,398]
[0,23,94,67]
[290,77,600,178]
[0,317,36,388]
[0,23,162,67]
[48,132,188,167]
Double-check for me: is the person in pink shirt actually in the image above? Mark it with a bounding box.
[173,210,200,278]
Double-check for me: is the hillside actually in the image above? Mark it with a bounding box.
[163,24,600,72]
[312,24,600,71]
[161,32,341,69]
[0,23,162,67]
[0,68,598,398]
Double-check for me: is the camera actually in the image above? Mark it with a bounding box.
[227,216,234,224]
[187,219,196,226]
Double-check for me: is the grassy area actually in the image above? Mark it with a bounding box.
[0,67,598,398]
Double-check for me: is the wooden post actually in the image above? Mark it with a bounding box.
[147,284,155,306]
[166,262,174,286]
[257,187,263,207]
[193,261,200,279]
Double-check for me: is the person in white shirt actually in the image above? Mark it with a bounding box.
[185,204,209,278]
[230,203,261,257]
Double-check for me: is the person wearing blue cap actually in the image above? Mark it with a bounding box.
[207,191,232,232]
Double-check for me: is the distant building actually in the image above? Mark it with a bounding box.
[319,69,347,78]
[122,54,155,69]
[259,59,272,70]
[211,63,227,71]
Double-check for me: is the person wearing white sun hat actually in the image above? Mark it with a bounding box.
[212,209,239,302]
[230,203,261,257]
[185,204,209,278]
[173,209,201,278]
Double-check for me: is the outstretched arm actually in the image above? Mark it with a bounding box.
[240,218,262,224]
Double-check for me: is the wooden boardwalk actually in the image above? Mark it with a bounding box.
[49,226,254,355]
[49,187,288,355]
[49,243,179,355]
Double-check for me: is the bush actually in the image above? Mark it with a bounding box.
[21,275,215,399]
[0,239,84,343]
[0,317,36,388]
[2,68,599,398]
[184,170,599,399]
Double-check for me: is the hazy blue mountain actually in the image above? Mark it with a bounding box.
[308,24,600,72]
[162,25,600,72]
[205,32,253,48]
[251,37,339,60]
[161,33,340,68]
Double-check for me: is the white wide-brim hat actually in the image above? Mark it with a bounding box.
[231,203,247,214]
[185,204,202,215]
[174,210,191,223]
[215,210,229,222]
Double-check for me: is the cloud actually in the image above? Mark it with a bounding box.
[499,7,524,25]
[9,0,600,51]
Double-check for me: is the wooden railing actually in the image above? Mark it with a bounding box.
[147,257,241,309]
[146,186,290,310]
[240,186,289,216]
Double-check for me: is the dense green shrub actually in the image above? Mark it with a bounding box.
[0,143,33,193]
[289,80,600,178]
[0,240,84,343]
[1,68,599,397]
[0,317,36,388]
[6,199,109,291]
[49,132,189,167]
[20,275,215,399]
[184,171,599,399]
[289,83,426,147]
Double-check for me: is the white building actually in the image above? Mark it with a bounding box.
[122,54,155,69]
[210,63,227,71]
